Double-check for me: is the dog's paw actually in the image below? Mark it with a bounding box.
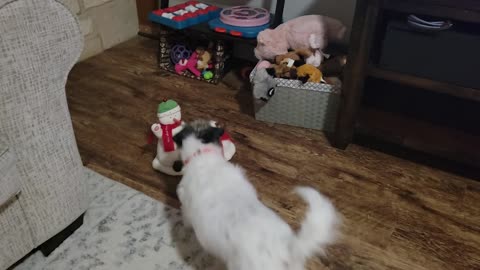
[181,212,193,229]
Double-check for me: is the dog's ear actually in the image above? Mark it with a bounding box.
[200,127,224,145]
[173,126,193,148]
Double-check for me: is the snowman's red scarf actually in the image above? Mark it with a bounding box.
[147,120,181,152]
[161,121,181,152]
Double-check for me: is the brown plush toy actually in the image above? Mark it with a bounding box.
[266,48,313,79]
[269,64,294,78]
[274,48,312,67]
[320,55,347,76]
[297,64,323,83]
[195,47,212,71]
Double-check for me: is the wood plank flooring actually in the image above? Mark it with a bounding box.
[66,37,480,270]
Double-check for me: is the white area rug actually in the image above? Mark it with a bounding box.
[14,169,224,270]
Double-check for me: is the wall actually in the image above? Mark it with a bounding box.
[61,0,139,61]
[168,0,356,40]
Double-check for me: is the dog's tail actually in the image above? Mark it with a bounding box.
[291,186,339,262]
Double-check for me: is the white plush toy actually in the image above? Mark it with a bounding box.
[151,99,185,175]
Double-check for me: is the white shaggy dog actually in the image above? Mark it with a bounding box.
[173,120,339,270]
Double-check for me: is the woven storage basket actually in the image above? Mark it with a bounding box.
[250,68,341,132]
[157,26,230,85]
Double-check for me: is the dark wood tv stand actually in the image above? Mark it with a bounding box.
[334,0,480,168]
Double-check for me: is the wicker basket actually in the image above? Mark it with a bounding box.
[157,26,230,85]
[250,67,341,132]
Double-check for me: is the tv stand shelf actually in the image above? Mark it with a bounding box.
[368,67,480,102]
[334,0,480,168]
[383,0,480,24]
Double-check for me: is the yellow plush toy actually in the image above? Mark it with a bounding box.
[296,64,323,83]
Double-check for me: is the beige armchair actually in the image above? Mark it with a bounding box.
[0,0,89,268]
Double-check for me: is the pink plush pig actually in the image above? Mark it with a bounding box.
[254,15,346,67]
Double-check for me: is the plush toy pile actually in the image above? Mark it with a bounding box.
[252,15,347,102]
[173,45,214,80]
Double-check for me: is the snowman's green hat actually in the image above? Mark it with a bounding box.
[157,99,180,117]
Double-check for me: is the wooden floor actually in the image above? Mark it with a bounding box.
[66,37,480,270]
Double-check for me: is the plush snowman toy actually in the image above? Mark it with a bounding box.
[151,99,185,175]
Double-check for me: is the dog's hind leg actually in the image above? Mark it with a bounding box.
[176,185,193,229]
[180,207,192,228]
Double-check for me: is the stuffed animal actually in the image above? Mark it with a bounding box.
[255,15,346,67]
[151,99,185,175]
[175,51,201,77]
[252,61,277,102]
[195,47,212,71]
[274,48,311,67]
[265,49,310,78]
[320,55,347,76]
[256,60,272,69]
[267,63,296,79]
[297,64,323,83]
